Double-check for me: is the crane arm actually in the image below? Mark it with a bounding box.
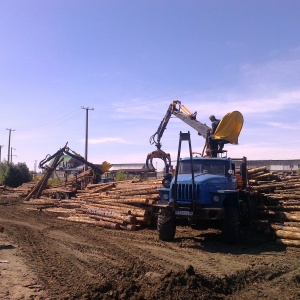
[64,148,102,173]
[146,100,211,169]
[172,110,210,138]
[149,100,210,149]
[147,100,244,169]
[149,102,174,149]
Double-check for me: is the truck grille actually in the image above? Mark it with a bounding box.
[173,183,200,202]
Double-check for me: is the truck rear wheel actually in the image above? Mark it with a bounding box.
[157,210,176,241]
[222,206,239,244]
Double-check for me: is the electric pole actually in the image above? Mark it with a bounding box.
[0,145,3,162]
[6,128,15,164]
[10,147,16,163]
[81,106,94,170]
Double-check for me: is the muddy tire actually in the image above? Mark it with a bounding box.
[222,206,239,244]
[157,211,176,241]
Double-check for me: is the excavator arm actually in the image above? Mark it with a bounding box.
[146,100,211,169]
[146,100,244,169]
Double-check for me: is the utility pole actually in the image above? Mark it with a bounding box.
[81,106,94,170]
[0,145,3,162]
[10,147,16,163]
[6,128,15,164]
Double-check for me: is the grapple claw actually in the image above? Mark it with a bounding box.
[146,149,171,170]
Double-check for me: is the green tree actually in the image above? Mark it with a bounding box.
[0,162,32,188]
[115,170,126,181]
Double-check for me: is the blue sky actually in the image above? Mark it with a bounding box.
[0,0,300,171]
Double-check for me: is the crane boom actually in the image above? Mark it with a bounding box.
[146,100,243,169]
[172,110,210,138]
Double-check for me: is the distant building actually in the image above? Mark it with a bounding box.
[107,163,156,179]
[247,159,300,174]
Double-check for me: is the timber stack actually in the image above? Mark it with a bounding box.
[24,178,162,231]
[248,166,300,247]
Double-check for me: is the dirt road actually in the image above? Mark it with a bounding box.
[1,199,299,299]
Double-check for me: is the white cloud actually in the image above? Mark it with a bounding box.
[88,137,132,145]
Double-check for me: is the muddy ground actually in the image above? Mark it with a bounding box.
[0,198,300,300]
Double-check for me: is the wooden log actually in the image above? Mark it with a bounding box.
[58,216,99,225]
[281,212,300,222]
[136,216,152,225]
[119,224,137,231]
[275,229,300,240]
[85,183,116,192]
[58,216,120,229]
[251,183,285,191]
[84,203,150,217]
[270,224,300,232]
[88,212,136,224]
[101,197,153,205]
[44,207,77,214]
[247,166,268,175]
[282,222,300,228]
[253,173,278,180]
[276,238,300,247]
[89,215,127,225]
[84,204,132,215]
[106,188,159,196]
[85,206,131,218]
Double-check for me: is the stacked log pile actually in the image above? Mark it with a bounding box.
[25,178,162,231]
[248,167,300,247]
[0,182,36,199]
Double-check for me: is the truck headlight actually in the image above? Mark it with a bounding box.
[212,195,219,202]
[163,193,169,200]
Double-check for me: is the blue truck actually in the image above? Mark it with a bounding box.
[154,132,251,244]
[147,101,249,243]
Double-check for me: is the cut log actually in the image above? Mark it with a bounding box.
[281,212,300,222]
[276,238,300,247]
[270,224,300,232]
[58,216,120,229]
[274,229,300,240]
[247,166,268,175]
[119,224,137,231]
[282,222,300,228]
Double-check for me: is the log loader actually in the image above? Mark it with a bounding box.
[146,100,243,169]
[148,100,251,244]
[25,144,111,200]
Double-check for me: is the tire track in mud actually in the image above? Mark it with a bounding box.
[103,227,249,277]
[4,223,94,298]
[1,203,300,299]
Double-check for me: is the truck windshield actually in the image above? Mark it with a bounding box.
[178,160,227,175]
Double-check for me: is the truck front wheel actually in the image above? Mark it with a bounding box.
[222,206,239,244]
[157,210,176,241]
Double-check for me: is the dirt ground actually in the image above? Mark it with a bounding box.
[0,198,300,300]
